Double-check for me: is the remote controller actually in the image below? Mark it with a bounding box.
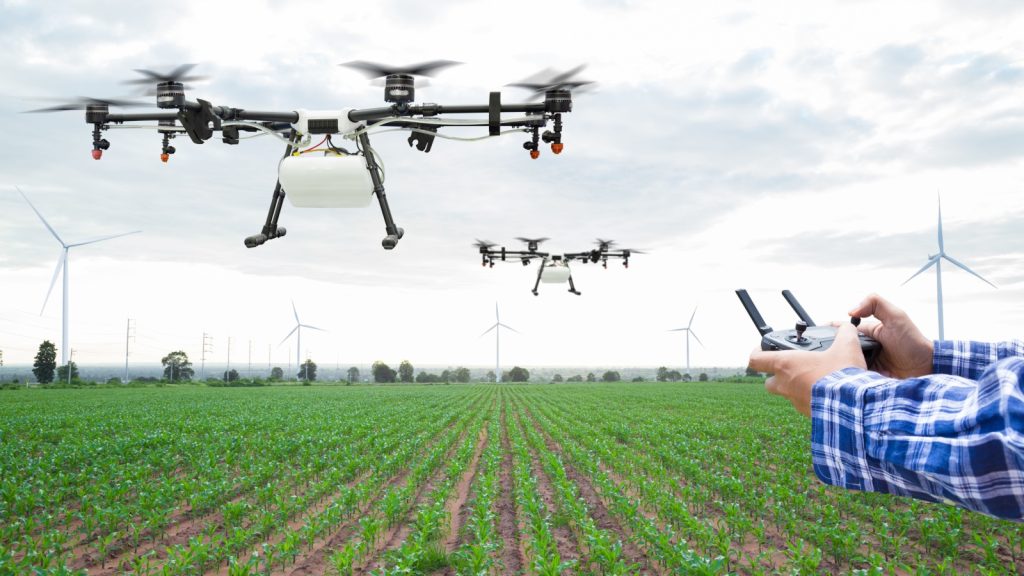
[735,289,881,365]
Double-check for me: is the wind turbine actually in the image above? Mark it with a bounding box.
[668,306,703,371]
[480,302,518,383]
[279,300,324,379]
[19,187,140,366]
[903,194,996,340]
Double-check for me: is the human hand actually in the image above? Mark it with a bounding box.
[848,293,933,378]
[748,323,867,417]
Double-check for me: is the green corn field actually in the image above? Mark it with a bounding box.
[1,382,1021,575]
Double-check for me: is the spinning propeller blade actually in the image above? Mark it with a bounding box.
[507,64,595,100]
[125,63,208,85]
[340,60,461,79]
[24,97,146,113]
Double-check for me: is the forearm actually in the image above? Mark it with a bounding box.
[810,362,1024,521]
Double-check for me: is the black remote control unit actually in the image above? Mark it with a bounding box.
[735,289,881,365]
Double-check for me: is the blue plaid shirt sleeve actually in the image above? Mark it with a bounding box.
[933,340,1024,379]
[810,343,1024,521]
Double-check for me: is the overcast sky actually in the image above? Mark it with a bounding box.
[1,0,1023,374]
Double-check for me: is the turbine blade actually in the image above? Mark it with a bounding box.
[901,256,939,286]
[943,254,997,288]
[690,330,705,348]
[301,324,326,332]
[41,250,66,314]
[495,302,499,322]
[292,300,299,324]
[498,322,519,334]
[18,186,65,246]
[279,325,298,345]
[687,306,698,329]
[480,323,497,337]
[667,328,687,332]
[67,230,141,247]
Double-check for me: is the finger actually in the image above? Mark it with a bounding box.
[764,375,779,395]
[849,293,905,324]
[833,322,868,368]
[748,351,777,373]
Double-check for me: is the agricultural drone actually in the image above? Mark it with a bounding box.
[30,61,591,250]
[474,237,642,296]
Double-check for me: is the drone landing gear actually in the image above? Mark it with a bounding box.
[246,132,300,248]
[532,257,546,296]
[358,132,404,250]
[568,276,581,296]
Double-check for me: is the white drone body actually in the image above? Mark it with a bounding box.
[540,260,572,283]
[279,109,375,208]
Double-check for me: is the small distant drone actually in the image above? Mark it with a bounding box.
[474,237,642,296]
[29,62,592,250]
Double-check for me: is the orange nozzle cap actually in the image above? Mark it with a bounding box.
[551,142,564,154]
[91,149,103,160]
[529,149,540,159]
[160,153,169,163]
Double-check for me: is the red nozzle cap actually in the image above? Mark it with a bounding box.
[551,142,564,154]
[91,149,103,160]
[529,149,540,159]
[160,153,169,163]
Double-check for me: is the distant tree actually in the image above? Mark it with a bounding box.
[601,370,621,382]
[372,361,396,383]
[567,374,584,382]
[33,341,57,384]
[666,369,683,382]
[270,366,284,381]
[699,372,709,382]
[632,376,645,382]
[347,366,360,383]
[505,366,530,382]
[656,366,669,382]
[586,372,596,382]
[106,377,122,385]
[485,370,496,383]
[224,369,239,382]
[398,360,414,383]
[552,374,564,383]
[56,362,80,383]
[745,365,760,377]
[161,350,194,382]
[416,371,441,383]
[298,359,317,382]
[441,369,452,383]
[453,367,471,383]
[682,373,692,382]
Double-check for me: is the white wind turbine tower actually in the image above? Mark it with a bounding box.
[279,300,324,379]
[480,302,519,383]
[668,307,703,371]
[19,187,140,366]
[903,194,996,340]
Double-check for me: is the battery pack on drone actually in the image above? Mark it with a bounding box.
[279,154,374,208]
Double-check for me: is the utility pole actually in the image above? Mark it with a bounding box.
[226,337,232,381]
[124,318,135,384]
[201,332,213,381]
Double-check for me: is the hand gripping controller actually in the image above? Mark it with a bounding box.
[735,289,881,365]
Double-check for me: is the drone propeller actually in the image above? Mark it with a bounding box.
[507,64,595,100]
[340,60,461,79]
[473,239,497,250]
[125,63,208,87]
[595,238,618,251]
[514,236,549,251]
[24,97,146,113]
